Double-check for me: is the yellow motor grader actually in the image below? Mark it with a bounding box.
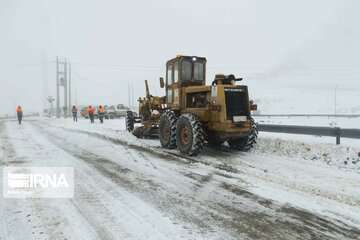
[126,55,258,156]
[126,80,165,138]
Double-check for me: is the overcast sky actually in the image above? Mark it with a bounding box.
[0,0,359,115]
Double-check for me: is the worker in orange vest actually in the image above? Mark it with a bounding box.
[98,105,105,124]
[87,105,95,124]
[16,105,23,125]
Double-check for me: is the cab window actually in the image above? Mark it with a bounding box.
[167,64,173,85]
[194,62,205,81]
[181,60,192,82]
[174,62,179,83]
[167,89,173,103]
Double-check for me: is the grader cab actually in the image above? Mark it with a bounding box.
[126,55,258,156]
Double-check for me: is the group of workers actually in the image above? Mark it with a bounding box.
[15,104,107,125]
[71,105,106,124]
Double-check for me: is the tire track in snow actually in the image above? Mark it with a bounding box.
[1,121,103,240]
[0,121,22,165]
[38,120,360,209]
[32,122,230,239]
[31,120,360,240]
[31,122,233,239]
[0,121,35,240]
[4,121,205,240]
[36,121,246,176]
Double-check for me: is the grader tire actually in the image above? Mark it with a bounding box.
[228,117,258,151]
[125,111,135,132]
[159,110,177,149]
[176,114,205,156]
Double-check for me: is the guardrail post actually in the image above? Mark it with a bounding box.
[336,135,340,145]
[335,127,341,145]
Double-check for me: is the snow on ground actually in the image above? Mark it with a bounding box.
[1,117,360,239]
[0,120,212,240]
[48,116,360,171]
[255,132,360,170]
[255,115,359,128]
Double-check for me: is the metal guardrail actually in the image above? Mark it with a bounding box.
[258,124,360,145]
[254,114,360,118]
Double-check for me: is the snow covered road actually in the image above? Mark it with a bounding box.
[1,118,360,240]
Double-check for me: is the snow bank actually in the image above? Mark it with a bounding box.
[254,133,360,172]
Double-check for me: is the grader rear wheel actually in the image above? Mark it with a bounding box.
[176,114,205,156]
[228,117,258,151]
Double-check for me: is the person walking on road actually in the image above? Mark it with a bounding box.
[87,105,95,124]
[72,105,78,122]
[16,105,23,125]
[98,105,105,124]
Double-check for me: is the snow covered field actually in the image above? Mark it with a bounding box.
[1,117,360,240]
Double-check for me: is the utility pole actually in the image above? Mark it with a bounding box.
[68,62,72,112]
[334,85,338,116]
[56,56,70,118]
[75,87,78,106]
[41,51,48,116]
[128,82,131,109]
[64,59,68,117]
[132,84,135,111]
[56,56,60,118]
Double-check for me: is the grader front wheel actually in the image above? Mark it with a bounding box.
[125,111,135,132]
[159,110,177,149]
